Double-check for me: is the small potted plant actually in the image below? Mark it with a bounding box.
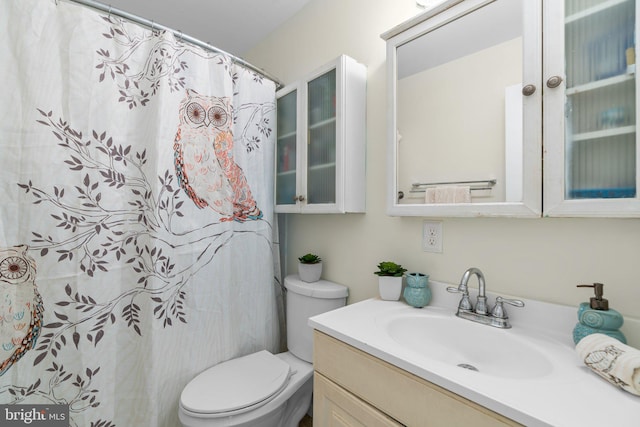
[298,253,323,282]
[374,261,407,301]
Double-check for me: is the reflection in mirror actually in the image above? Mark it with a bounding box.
[395,0,523,205]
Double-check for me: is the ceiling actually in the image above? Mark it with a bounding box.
[103,0,312,57]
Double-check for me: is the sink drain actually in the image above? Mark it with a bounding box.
[457,363,479,372]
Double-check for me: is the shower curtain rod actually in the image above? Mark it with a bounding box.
[63,0,285,90]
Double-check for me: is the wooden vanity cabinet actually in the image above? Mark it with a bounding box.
[312,331,522,427]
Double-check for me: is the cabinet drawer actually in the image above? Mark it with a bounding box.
[313,331,522,427]
[314,372,403,427]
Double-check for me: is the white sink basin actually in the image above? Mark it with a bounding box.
[379,310,554,379]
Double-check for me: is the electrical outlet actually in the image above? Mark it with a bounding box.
[422,220,442,253]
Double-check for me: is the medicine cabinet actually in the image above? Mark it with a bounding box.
[275,55,366,214]
[383,0,640,218]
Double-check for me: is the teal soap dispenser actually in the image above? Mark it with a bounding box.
[572,283,626,344]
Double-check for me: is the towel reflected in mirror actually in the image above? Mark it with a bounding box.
[424,186,472,204]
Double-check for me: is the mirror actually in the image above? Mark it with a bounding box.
[383,0,542,217]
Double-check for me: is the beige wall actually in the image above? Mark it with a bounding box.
[246,0,640,346]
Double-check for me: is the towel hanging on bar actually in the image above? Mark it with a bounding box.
[424,186,472,203]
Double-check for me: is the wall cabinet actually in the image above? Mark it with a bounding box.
[313,331,521,427]
[275,55,366,214]
[384,0,639,217]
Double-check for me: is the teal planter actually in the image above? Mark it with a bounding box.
[403,273,431,308]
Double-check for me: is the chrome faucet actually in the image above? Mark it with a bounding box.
[460,267,488,315]
[447,267,524,329]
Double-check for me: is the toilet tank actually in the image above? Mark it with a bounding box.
[285,275,348,363]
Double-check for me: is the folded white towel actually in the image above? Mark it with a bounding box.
[576,333,640,396]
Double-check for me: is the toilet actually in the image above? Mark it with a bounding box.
[178,274,348,427]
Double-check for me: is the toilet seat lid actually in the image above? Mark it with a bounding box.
[181,350,291,416]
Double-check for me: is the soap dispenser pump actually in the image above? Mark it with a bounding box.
[572,283,626,344]
[578,282,609,310]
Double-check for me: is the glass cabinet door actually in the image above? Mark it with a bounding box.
[545,0,640,216]
[276,88,298,207]
[565,0,636,199]
[306,69,337,205]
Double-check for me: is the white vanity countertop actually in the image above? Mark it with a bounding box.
[308,281,640,427]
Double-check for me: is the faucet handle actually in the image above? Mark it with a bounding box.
[491,296,524,319]
[447,286,473,311]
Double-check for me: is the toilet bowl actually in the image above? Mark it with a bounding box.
[178,275,348,427]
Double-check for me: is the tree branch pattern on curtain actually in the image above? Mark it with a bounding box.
[0,1,280,426]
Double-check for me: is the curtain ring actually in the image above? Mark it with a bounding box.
[108,5,112,18]
[151,20,155,32]
[178,30,183,41]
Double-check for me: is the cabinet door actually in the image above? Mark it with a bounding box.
[307,68,338,207]
[276,85,301,211]
[544,0,640,216]
[383,0,542,218]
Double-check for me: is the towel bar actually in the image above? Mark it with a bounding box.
[409,187,493,193]
[411,179,497,189]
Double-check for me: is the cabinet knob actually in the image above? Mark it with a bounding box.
[293,195,305,202]
[521,84,536,96]
[546,76,563,89]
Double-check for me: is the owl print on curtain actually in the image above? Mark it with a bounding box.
[0,245,44,375]
[174,89,263,222]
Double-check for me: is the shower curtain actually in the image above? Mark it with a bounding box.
[0,0,281,425]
